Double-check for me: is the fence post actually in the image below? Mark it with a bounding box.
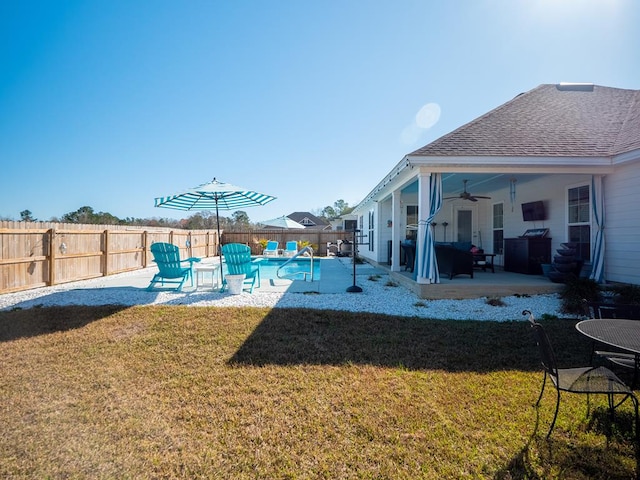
[103,229,109,277]
[143,231,148,267]
[48,228,56,286]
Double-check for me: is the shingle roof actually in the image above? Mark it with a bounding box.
[409,84,640,158]
[287,212,329,228]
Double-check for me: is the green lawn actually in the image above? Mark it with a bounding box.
[0,305,637,479]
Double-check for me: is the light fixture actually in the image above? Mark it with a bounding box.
[442,222,449,242]
[510,178,517,211]
[59,242,67,254]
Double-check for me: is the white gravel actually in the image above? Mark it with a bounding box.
[0,269,572,321]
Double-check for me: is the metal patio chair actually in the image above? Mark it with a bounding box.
[525,310,639,439]
[583,300,640,387]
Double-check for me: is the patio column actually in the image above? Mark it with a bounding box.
[416,172,432,284]
[391,190,401,272]
[415,171,443,285]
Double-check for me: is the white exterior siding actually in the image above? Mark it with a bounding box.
[377,201,392,264]
[603,161,640,284]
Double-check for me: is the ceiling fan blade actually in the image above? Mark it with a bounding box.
[447,180,491,201]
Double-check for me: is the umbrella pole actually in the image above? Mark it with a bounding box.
[215,199,224,288]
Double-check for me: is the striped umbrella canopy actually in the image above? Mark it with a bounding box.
[154,178,276,212]
[154,178,276,286]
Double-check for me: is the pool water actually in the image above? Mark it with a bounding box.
[257,257,321,281]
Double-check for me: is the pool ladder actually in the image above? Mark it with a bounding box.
[276,246,315,281]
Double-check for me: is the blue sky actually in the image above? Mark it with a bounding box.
[1,0,638,223]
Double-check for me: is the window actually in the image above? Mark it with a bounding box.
[492,203,504,255]
[344,219,357,232]
[406,205,418,241]
[567,185,591,261]
[368,211,374,252]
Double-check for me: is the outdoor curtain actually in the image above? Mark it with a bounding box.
[419,173,443,283]
[589,175,605,283]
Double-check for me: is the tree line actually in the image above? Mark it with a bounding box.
[12,200,354,230]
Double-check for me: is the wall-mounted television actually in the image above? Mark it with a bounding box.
[521,201,546,221]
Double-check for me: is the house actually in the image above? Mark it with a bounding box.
[328,214,358,232]
[287,212,331,230]
[351,83,640,287]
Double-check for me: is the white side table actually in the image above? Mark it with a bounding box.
[194,264,220,290]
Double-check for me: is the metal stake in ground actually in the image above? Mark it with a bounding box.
[346,227,363,293]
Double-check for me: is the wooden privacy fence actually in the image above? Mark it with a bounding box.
[0,225,218,294]
[0,223,355,294]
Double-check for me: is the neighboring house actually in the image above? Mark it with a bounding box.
[352,83,640,286]
[287,212,331,230]
[328,214,358,232]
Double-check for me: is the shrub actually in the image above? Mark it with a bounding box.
[560,275,600,314]
[613,284,640,304]
[299,241,319,253]
[485,297,506,307]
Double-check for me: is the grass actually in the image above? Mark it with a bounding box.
[1,305,639,479]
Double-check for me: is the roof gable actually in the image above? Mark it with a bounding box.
[409,84,640,158]
[287,212,329,227]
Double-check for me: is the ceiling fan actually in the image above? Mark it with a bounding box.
[444,180,491,202]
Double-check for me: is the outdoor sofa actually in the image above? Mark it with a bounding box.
[434,242,474,279]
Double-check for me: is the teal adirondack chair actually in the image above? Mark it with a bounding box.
[220,243,261,293]
[147,242,201,291]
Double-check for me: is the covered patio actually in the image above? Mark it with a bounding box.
[378,262,563,300]
[351,83,640,289]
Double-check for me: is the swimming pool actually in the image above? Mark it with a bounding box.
[256,257,321,281]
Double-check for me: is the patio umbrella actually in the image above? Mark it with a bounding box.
[258,215,305,229]
[154,178,276,286]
